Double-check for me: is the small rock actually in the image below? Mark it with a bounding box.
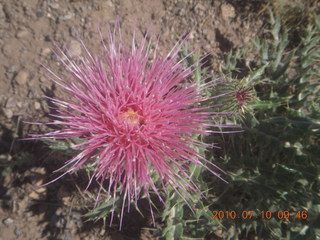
[204,29,215,43]
[0,154,8,163]
[40,48,51,57]
[6,64,16,73]
[36,11,44,18]
[3,169,11,185]
[3,39,21,56]
[23,5,33,17]
[0,154,12,163]
[67,40,82,57]
[215,229,224,238]
[189,30,196,40]
[17,188,26,199]
[59,232,74,240]
[204,44,212,51]
[16,29,29,38]
[195,3,206,13]
[55,218,66,228]
[3,109,13,119]
[58,12,74,22]
[16,101,22,108]
[3,217,14,226]
[27,90,34,98]
[39,76,47,82]
[44,35,52,42]
[34,101,41,110]
[221,3,236,21]
[106,0,114,8]
[0,3,5,19]
[29,189,45,200]
[55,208,63,216]
[32,167,46,175]
[62,196,71,206]
[5,65,17,80]
[69,27,78,38]
[2,3,12,22]
[5,97,16,108]
[84,18,92,30]
[15,70,29,85]
[178,8,186,16]
[28,77,37,87]
[49,2,59,9]
[99,228,106,236]
[83,236,95,240]
[176,1,187,9]
[14,228,22,236]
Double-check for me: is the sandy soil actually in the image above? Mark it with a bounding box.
[0,0,266,239]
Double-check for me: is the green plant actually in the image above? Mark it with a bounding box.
[210,11,320,239]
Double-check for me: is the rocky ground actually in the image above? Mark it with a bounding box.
[0,0,268,239]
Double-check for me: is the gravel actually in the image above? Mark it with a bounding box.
[15,70,29,85]
[3,217,14,226]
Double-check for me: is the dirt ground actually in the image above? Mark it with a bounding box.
[0,0,267,239]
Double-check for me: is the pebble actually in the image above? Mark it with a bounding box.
[3,217,14,226]
[40,48,51,57]
[5,97,16,108]
[32,167,46,175]
[58,12,74,22]
[67,40,82,57]
[62,196,71,206]
[58,232,74,240]
[28,77,37,87]
[48,2,59,9]
[16,101,22,108]
[39,76,47,82]
[189,30,196,40]
[55,208,63,216]
[83,236,95,240]
[36,11,44,18]
[16,29,29,38]
[14,228,22,236]
[15,70,29,85]
[29,189,44,200]
[0,3,5,19]
[175,1,187,9]
[6,64,16,73]
[34,101,41,110]
[0,154,9,163]
[221,3,236,21]
[99,228,106,236]
[69,27,78,38]
[5,65,17,80]
[215,229,224,238]
[44,34,52,42]
[55,218,66,228]
[3,108,13,119]
[106,0,114,8]
[71,211,82,221]
[27,90,34,98]
[204,29,215,43]
[178,8,186,16]
[195,3,206,12]
[3,38,21,56]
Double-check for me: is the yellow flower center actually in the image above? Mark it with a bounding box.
[121,107,140,125]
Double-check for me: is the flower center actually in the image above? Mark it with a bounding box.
[235,87,251,107]
[121,107,140,125]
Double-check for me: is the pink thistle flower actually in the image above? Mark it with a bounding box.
[31,24,236,228]
[235,86,252,111]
